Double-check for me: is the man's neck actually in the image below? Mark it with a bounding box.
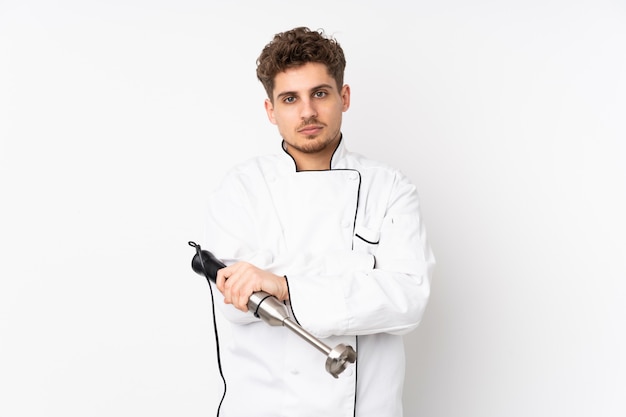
[292,152,332,171]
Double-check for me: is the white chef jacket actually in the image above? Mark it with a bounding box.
[203,138,435,417]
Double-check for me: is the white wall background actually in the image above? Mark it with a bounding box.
[2,1,625,416]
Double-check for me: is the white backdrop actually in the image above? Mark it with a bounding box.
[2,1,625,416]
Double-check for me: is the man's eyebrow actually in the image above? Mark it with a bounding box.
[310,83,335,91]
[275,83,335,100]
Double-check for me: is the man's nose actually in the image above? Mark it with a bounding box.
[300,99,318,119]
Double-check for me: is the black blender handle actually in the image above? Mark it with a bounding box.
[189,241,226,283]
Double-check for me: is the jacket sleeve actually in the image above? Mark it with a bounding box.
[284,170,435,339]
[202,169,272,325]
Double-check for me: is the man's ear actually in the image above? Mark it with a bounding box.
[264,98,277,125]
[341,84,351,112]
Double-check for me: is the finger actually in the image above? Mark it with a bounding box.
[238,282,252,311]
[216,262,241,292]
[223,275,245,312]
[222,265,244,308]
[215,268,227,293]
[230,280,250,312]
[237,291,249,312]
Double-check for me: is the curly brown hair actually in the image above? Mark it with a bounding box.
[256,27,346,101]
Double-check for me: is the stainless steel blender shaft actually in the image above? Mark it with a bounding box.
[248,291,356,378]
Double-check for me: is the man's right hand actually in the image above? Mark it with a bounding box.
[215,262,289,312]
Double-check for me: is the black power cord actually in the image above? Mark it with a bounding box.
[188,241,227,416]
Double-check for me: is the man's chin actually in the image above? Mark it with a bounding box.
[289,138,323,153]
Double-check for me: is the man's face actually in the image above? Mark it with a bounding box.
[265,62,350,166]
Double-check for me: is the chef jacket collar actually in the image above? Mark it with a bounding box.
[279,134,347,172]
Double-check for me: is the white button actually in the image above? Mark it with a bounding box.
[347,172,358,181]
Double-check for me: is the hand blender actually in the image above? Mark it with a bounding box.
[189,242,356,378]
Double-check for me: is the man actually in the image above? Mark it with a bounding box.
[204,26,435,417]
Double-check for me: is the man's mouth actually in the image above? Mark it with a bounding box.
[298,125,323,135]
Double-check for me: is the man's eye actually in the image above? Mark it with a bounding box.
[283,96,296,103]
[314,91,327,98]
